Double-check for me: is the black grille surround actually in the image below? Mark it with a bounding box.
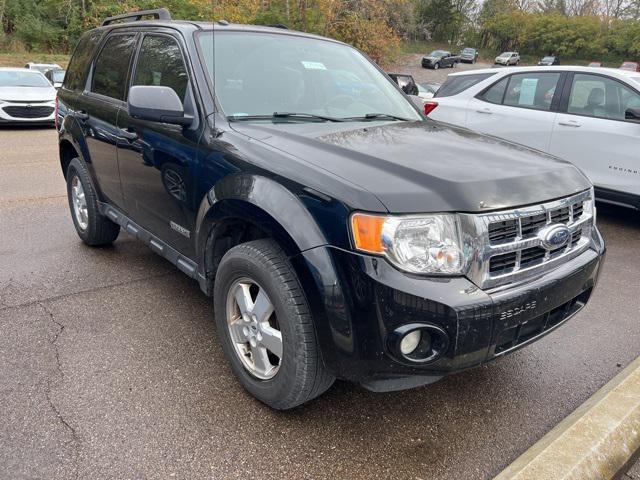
[465,190,595,290]
[3,105,54,119]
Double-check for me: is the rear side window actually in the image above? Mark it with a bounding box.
[92,34,137,101]
[133,35,189,100]
[479,77,509,104]
[502,72,561,111]
[64,30,103,91]
[434,73,496,98]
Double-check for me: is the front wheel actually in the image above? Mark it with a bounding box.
[434,62,439,70]
[214,239,334,409]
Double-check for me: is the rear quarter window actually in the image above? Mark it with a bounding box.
[434,73,496,98]
[64,30,104,92]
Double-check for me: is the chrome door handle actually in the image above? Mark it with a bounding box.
[119,128,138,141]
[476,108,492,114]
[558,120,581,127]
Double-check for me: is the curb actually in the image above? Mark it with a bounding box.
[494,356,640,480]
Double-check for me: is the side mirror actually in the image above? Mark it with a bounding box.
[128,85,192,126]
[625,108,640,122]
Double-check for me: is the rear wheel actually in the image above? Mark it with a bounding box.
[214,239,334,409]
[66,158,120,246]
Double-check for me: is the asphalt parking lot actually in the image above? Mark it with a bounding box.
[1,127,639,480]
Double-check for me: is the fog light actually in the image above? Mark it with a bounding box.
[400,330,421,355]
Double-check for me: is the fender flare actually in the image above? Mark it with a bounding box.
[194,174,328,287]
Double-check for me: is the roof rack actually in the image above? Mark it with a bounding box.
[102,8,172,27]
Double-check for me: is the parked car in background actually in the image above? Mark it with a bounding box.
[427,66,640,209]
[538,55,560,66]
[0,68,56,125]
[588,61,603,67]
[45,69,66,89]
[460,48,479,64]
[495,52,520,66]
[24,62,62,74]
[388,73,419,95]
[58,10,604,409]
[422,50,458,69]
[417,82,440,101]
[620,61,640,72]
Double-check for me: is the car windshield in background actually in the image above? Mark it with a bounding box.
[197,31,420,122]
[52,71,65,82]
[463,49,475,53]
[430,50,447,57]
[0,71,51,87]
[542,57,555,62]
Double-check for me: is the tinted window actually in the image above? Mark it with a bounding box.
[64,30,103,91]
[434,73,496,98]
[92,34,137,101]
[502,72,560,111]
[479,76,509,104]
[133,35,189,101]
[568,73,640,121]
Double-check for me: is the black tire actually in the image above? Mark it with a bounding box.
[66,158,120,246]
[214,239,334,410]
[434,62,439,70]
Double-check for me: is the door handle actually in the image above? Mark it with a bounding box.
[558,119,581,127]
[476,108,492,114]
[119,128,138,141]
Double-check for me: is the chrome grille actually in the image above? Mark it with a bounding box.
[462,190,594,290]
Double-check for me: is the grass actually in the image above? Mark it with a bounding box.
[0,52,70,69]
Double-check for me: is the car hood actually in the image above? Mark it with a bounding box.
[423,56,439,61]
[0,86,56,102]
[230,120,590,213]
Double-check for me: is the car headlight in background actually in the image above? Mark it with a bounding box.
[350,213,467,274]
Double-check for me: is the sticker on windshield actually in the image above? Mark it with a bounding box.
[301,61,327,70]
[519,78,538,106]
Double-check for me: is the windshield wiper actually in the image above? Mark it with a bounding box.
[228,112,345,123]
[345,113,411,122]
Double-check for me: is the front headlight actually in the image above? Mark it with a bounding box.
[350,213,467,274]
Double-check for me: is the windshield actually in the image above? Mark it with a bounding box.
[52,70,65,82]
[462,48,475,54]
[429,50,446,57]
[0,71,51,87]
[499,53,512,58]
[198,32,420,121]
[542,57,555,62]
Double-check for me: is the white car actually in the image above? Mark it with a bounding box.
[426,66,640,208]
[495,52,520,66]
[24,62,62,74]
[0,68,57,126]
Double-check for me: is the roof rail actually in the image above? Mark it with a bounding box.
[102,8,172,27]
[266,23,289,29]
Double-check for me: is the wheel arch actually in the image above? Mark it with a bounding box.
[195,174,328,296]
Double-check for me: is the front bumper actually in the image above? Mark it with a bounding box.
[297,225,605,391]
[0,101,56,125]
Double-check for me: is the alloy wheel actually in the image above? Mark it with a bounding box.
[71,175,89,230]
[226,278,282,380]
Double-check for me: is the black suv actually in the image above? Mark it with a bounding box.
[58,9,605,409]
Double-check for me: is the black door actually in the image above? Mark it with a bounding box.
[79,33,138,210]
[116,33,202,257]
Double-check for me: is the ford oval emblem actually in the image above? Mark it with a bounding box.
[538,224,571,250]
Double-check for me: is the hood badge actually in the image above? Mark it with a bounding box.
[538,224,571,250]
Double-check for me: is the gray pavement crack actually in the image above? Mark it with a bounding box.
[38,302,80,480]
[0,271,178,313]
